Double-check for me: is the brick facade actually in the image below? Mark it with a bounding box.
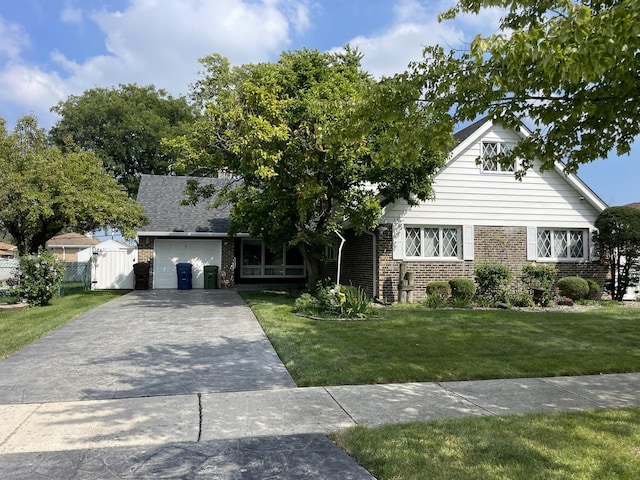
[374,224,607,303]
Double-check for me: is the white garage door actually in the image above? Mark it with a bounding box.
[154,239,222,289]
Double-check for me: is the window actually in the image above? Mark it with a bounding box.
[537,229,585,260]
[241,239,306,277]
[481,141,516,172]
[405,227,459,258]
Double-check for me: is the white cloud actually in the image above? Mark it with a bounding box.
[60,6,83,24]
[0,16,29,60]
[341,0,468,78]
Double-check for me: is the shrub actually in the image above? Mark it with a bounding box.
[474,263,511,301]
[448,278,476,301]
[425,281,451,300]
[521,264,557,291]
[557,276,589,301]
[585,279,602,300]
[423,294,448,309]
[341,285,370,318]
[12,249,65,307]
[511,291,535,308]
[295,284,370,318]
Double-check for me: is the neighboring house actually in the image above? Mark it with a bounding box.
[77,240,137,290]
[136,175,307,289]
[622,202,640,301]
[136,118,608,297]
[0,242,17,259]
[46,233,100,262]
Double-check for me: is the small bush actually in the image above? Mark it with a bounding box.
[557,276,590,301]
[295,284,370,318]
[12,249,65,307]
[511,291,535,307]
[341,285,370,318]
[585,279,602,300]
[448,278,476,302]
[475,263,511,301]
[425,281,451,300]
[423,293,448,309]
[294,293,316,314]
[521,264,557,291]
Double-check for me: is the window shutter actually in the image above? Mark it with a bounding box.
[526,227,538,260]
[589,229,600,261]
[392,222,405,260]
[463,225,474,260]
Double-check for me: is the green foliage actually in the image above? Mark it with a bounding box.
[557,277,590,301]
[474,263,511,301]
[403,1,640,177]
[585,279,602,300]
[169,48,452,285]
[50,84,195,197]
[0,115,147,255]
[295,284,370,319]
[510,291,535,308]
[423,294,448,309]
[12,250,65,306]
[521,263,557,291]
[448,278,476,302]
[425,281,451,300]
[594,206,640,300]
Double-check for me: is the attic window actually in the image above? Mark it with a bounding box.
[481,141,516,172]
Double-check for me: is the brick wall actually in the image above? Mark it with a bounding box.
[377,225,608,303]
[341,230,375,297]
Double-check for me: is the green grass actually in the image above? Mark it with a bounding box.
[0,291,127,359]
[241,290,640,386]
[331,408,640,479]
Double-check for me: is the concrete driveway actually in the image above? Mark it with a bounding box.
[0,290,295,404]
[0,290,373,479]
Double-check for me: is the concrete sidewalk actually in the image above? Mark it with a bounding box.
[0,290,639,479]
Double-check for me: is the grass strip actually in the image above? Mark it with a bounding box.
[331,408,640,479]
[241,290,640,386]
[0,291,127,359]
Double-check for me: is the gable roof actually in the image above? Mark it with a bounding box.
[46,232,100,248]
[0,242,17,257]
[626,202,640,210]
[447,117,608,213]
[136,174,234,236]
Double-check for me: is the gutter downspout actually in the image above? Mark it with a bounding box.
[335,232,346,285]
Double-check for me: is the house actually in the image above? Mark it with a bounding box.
[46,233,100,262]
[136,118,608,297]
[622,202,640,301]
[136,175,307,289]
[0,242,17,259]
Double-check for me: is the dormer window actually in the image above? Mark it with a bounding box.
[481,141,516,172]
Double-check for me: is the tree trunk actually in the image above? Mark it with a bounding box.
[298,243,320,288]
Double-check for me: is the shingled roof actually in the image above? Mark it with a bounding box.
[136,174,235,234]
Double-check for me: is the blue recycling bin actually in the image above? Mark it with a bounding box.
[176,263,193,290]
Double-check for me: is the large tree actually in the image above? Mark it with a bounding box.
[0,115,147,255]
[408,0,640,175]
[170,48,453,285]
[50,84,196,197]
[594,206,640,301]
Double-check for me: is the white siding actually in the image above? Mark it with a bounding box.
[381,124,602,228]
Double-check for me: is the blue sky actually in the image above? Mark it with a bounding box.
[0,0,636,206]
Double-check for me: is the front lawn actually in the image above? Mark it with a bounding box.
[331,407,640,480]
[0,291,128,359]
[241,291,640,386]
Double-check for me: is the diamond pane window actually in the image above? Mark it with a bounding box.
[537,230,552,258]
[554,231,568,258]
[405,228,421,256]
[537,229,585,259]
[481,141,516,172]
[405,227,460,258]
[482,142,499,171]
[423,228,440,257]
[442,228,458,257]
[569,231,584,258]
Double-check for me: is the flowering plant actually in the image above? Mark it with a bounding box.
[12,249,65,306]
